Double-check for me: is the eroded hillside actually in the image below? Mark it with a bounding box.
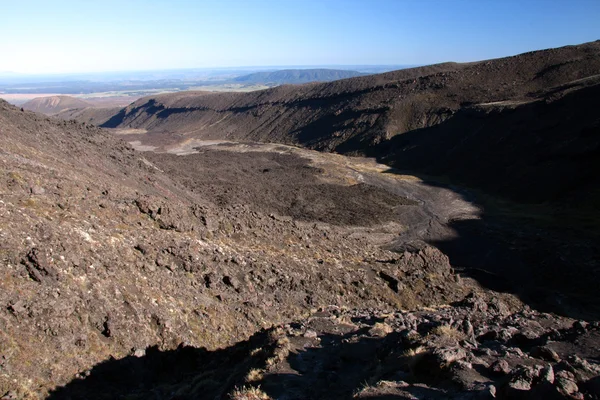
[2,40,600,400]
[0,99,482,397]
[21,96,93,115]
[90,41,600,212]
[87,41,600,318]
[102,41,600,153]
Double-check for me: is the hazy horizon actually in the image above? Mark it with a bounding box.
[2,0,600,75]
[0,64,410,77]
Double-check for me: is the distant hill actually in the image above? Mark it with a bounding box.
[100,40,600,208]
[233,68,367,84]
[22,95,92,115]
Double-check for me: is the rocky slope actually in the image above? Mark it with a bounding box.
[101,41,600,152]
[88,41,600,317]
[0,99,480,398]
[54,105,123,126]
[2,97,599,399]
[48,295,600,399]
[2,41,600,400]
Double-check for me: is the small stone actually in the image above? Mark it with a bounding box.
[433,346,467,364]
[556,371,578,395]
[498,328,514,341]
[1,391,18,400]
[531,345,561,362]
[369,322,393,337]
[30,186,45,195]
[506,347,524,357]
[303,330,318,338]
[133,348,146,357]
[573,320,588,332]
[540,365,554,384]
[568,355,600,373]
[463,318,476,341]
[7,300,27,315]
[454,360,473,370]
[134,244,149,255]
[476,347,496,356]
[490,359,512,376]
[508,378,531,391]
[400,329,420,345]
[222,275,239,290]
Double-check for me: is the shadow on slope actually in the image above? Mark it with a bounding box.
[372,83,600,319]
[45,326,464,399]
[373,83,600,206]
[47,329,274,400]
[254,328,469,400]
[52,307,595,400]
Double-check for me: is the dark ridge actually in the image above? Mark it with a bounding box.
[372,82,600,205]
[90,41,600,156]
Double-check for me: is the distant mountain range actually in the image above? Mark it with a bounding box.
[0,67,398,93]
[0,66,404,84]
[233,69,367,84]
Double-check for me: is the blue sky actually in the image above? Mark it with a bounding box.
[1,0,600,73]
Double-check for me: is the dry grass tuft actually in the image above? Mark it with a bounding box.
[229,385,272,400]
[265,336,291,367]
[402,345,426,358]
[429,325,466,341]
[245,368,264,383]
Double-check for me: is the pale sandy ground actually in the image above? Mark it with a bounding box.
[128,140,157,152]
[112,128,148,135]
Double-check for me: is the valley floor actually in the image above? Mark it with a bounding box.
[1,98,598,398]
[43,137,600,400]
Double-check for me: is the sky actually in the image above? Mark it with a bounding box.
[1,0,600,74]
